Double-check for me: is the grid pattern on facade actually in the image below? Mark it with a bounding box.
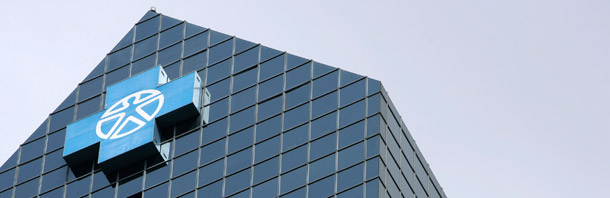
[0,11,446,198]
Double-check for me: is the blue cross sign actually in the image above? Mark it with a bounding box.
[63,66,209,173]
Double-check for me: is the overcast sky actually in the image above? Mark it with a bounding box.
[1,1,609,197]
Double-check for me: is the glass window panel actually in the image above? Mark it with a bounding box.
[281,186,305,198]
[260,55,284,81]
[207,58,232,85]
[281,145,307,173]
[158,42,182,67]
[366,157,380,180]
[209,39,233,64]
[208,97,228,122]
[283,103,309,130]
[254,136,280,163]
[286,54,307,70]
[253,156,278,185]
[339,142,365,170]
[260,46,281,62]
[367,94,381,116]
[144,182,168,198]
[231,87,256,114]
[43,149,65,172]
[131,53,156,75]
[14,177,39,198]
[41,167,66,193]
[309,175,335,198]
[229,107,255,133]
[282,124,308,152]
[225,168,251,196]
[340,70,363,87]
[257,95,282,121]
[171,171,196,197]
[210,30,231,46]
[76,96,101,120]
[183,51,207,75]
[285,83,310,109]
[17,158,42,183]
[339,100,365,128]
[309,133,337,160]
[232,67,257,93]
[310,111,337,140]
[117,175,143,198]
[280,166,306,194]
[108,46,132,71]
[253,177,278,198]
[313,70,338,98]
[184,31,208,57]
[339,120,365,149]
[134,35,158,60]
[312,91,337,119]
[338,184,363,198]
[258,74,283,102]
[105,65,130,89]
[227,147,252,175]
[160,23,183,49]
[313,62,334,78]
[368,78,381,95]
[91,171,109,192]
[367,136,381,159]
[163,61,180,80]
[340,79,366,107]
[111,27,134,53]
[208,78,231,102]
[66,175,91,198]
[145,164,170,189]
[78,77,103,102]
[0,168,15,191]
[202,118,227,145]
[161,15,181,30]
[337,163,363,192]
[200,138,226,165]
[185,22,206,39]
[235,38,256,54]
[228,127,253,154]
[197,180,223,198]
[20,137,45,163]
[367,115,381,137]
[198,159,224,187]
[309,153,335,182]
[234,47,258,74]
[40,186,64,198]
[255,115,281,142]
[229,189,249,198]
[286,63,311,90]
[135,16,159,41]
[174,131,200,157]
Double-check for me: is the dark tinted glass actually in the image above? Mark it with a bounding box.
[76,96,101,120]
[258,74,283,102]
[78,76,103,102]
[228,127,253,154]
[183,51,207,75]
[49,106,74,134]
[338,184,363,198]
[207,98,228,122]
[144,182,168,198]
[339,142,364,170]
[340,69,363,86]
[136,16,159,41]
[340,100,365,128]
[105,65,130,88]
[230,87,256,113]
[15,177,39,198]
[209,39,233,64]
[160,23,183,49]
[313,70,338,98]
[260,46,281,62]
[225,168,251,196]
[158,43,182,66]
[134,35,158,60]
[339,120,365,149]
[283,103,309,130]
[235,38,256,54]
[282,124,308,151]
[281,145,307,173]
[0,169,14,191]
[285,83,310,109]
[207,58,232,85]
[309,175,335,197]
[184,31,208,57]
[311,111,337,140]
[257,95,282,121]
[312,91,337,119]
[337,163,363,192]
[185,22,206,38]
[340,79,366,107]
[260,55,284,81]
[202,118,227,145]
[280,166,306,194]
[198,159,223,186]
[313,62,334,78]
[226,147,252,174]
[253,177,278,198]
[254,136,280,163]
[43,150,65,172]
[309,153,335,182]
[174,131,200,157]
[19,138,45,163]
[108,46,132,71]
[229,107,255,133]
[253,156,278,184]
[131,54,156,74]
[171,171,196,197]
[255,115,281,142]
[200,138,225,165]
[310,133,336,161]
[286,54,308,70]
[210,30,231,46]
[234,47,258,74]
[145,164,170,189]
[198,180,223,197]
[208,78,230,102]
[232,67,257,92]
[172,151,198,176]
[161,15,181,30]
[163,61,180,80]
[286,63,311,90]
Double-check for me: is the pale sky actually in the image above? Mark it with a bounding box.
[1,1,609,197]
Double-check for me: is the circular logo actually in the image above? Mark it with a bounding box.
[95,89,164,139]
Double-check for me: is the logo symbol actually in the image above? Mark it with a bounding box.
[96,89,164,140]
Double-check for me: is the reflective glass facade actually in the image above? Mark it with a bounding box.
[0,10,446,198]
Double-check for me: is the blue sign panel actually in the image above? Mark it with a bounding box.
[63,66,209,173]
